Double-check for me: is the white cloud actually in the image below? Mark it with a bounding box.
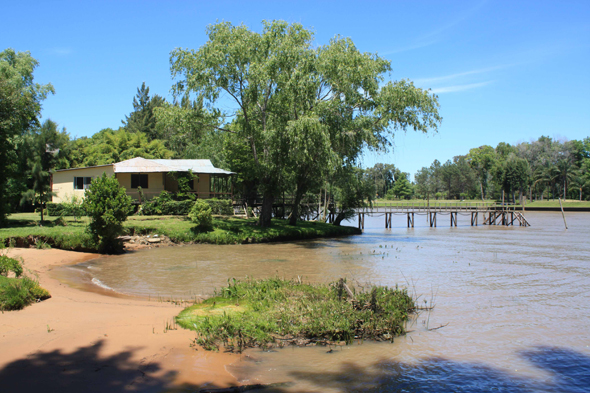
[431,81,493,94]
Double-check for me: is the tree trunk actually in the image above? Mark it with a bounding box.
[333,212,346,226]
[258,191,274,227]
[289,191,304,226]
[480,181,485,201]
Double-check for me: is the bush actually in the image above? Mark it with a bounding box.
[205,198,233,215]
[188,199,213,229]
[83,173,133,254]
[0,276,51,311]
[0,255,23,277]
[47,199,87,218]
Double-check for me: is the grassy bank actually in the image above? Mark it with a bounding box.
[0,213,361,251]
[176,278,416,352]
[373,199,496,208]
[524,200,590,208]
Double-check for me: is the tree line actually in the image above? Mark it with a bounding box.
[361,136,590,204]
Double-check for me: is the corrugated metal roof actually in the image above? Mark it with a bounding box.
[113,157,234,175]
[54,164,113,172]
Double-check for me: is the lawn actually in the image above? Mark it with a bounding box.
[1,213,361,251]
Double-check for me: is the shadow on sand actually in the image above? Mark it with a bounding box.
[1,344,589,392]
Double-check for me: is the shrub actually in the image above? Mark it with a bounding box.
[0,276,51,311]
[0,255,23,277]
[83,173,133,254]
[188,199,213,229]
[205,198,233,215]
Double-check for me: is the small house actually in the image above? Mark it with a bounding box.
[51,157,234,203]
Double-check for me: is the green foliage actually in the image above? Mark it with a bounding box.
[122,82,166,140]
[176,278,415,352]
[391,175,414,200]
[70,128,174,168]
[0,255,23,277]
[205,198,233,215]
[0,48,54,225]
[0,275,50,311]
[83,173,133,254]
[188,199,213,229]
[169,20,441,226]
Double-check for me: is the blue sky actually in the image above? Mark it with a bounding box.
[3,0,589,178]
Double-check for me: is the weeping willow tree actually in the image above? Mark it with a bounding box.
[167,20,442,227]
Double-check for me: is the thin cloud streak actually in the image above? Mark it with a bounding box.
[431,81,492,94]
[414,64,512,85]
[381,0,488,55]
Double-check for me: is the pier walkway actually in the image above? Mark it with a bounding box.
[349,203,531,230]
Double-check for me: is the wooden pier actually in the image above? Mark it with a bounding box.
[356,203,530,230]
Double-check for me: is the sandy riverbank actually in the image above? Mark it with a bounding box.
[0,248,240,392]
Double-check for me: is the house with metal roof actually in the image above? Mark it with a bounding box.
[51,157,234,203]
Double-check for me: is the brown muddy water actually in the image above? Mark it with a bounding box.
[61,212,590,392]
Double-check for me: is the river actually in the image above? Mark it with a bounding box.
[61,212,590,392]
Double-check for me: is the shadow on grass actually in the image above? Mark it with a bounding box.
[0,339,213,393]
[239,345,590,393]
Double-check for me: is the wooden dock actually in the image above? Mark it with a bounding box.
[353,203,530,230]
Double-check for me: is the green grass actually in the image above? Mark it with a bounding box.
[1,213,361,251]
[524,200,590,208]
[124,216,361,244]
[372,199,497,207]
[176,277,416,352]
[0,255,51,311]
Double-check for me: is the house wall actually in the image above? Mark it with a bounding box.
[197,174,210,197]
[52,166,114,203]
[117,172,165,201]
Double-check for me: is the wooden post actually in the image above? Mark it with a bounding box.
[558,198,568,229]
[430,212,436,227]
[471,211,478,226]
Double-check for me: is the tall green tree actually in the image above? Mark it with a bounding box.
[467,145,495,200]
[122,82,166,140]
[20,119,70,222]
[0,49,54,224]
[168,20,441,226]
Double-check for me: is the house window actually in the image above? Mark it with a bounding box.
[131,174,148,189]
[74,177,92,190]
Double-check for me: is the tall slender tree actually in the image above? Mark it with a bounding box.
[0,49,54,224]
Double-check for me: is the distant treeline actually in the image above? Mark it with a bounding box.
[364,137,590,203]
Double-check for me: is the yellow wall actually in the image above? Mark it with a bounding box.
[117,172,165,201]
[52,167,213,203]
[52,166,114,203]
[197,174,210,197]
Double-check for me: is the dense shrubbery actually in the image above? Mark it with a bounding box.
[188,199,213,230]
[205,198,233,215]
[83,173,133,254]
[140,191,233,216]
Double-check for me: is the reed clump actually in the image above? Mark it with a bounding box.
[176,277,415,352]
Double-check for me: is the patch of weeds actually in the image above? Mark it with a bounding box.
[177,277,415,353]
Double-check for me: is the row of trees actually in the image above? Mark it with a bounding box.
[411,137,590,203]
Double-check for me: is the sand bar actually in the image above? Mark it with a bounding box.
[0,248,240,392]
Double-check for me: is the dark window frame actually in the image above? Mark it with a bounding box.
[131,174,149,189]
[74,176,92,190]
